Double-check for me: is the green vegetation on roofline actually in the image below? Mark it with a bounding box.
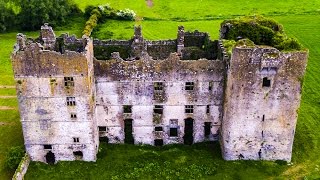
[221,16,303,51]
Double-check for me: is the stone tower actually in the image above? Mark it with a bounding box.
[221,46,308,161]
[11,24,98,163]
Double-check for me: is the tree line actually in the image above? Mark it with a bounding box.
[0,0,81,32]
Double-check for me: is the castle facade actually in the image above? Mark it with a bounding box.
[11,24,307,163]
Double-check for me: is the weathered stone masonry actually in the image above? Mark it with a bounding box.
[11,23,307,163]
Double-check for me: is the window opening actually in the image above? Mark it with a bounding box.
[154,105,163,114]
[73,137,79,143]
[99,126,107,132]
[206,105,210,114]
[66,97,76,106]
[71,113,77,119]
[209,81,213,91]
[170,128,178,137]
[123,105,132,113]
[185,82,194,90]
[154,82,163,91]
[64,77,74,87]
[43,144,52,150]
[155,126,163,131]
[185,105,194,114]
[262,77,271,87]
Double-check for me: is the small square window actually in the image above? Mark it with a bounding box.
[262,77,271,87]
[206,105,210,114]
[123,105,132,113]
[154,105,163,114]
[170,128,178,137]
[43,144,52,150]
[73,137,79,143]
[185,82,194,90]
[71,113,77,119]
[185,105,194,114]
[155,126,163,131]
[66,97,76,106]
[99,126,107,132]
[64,77,74,87]
[154,82,163,91]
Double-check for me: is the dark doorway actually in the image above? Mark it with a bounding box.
[184,118,194,145]
[124,119,134,144]
[45,151,55,164]
[73,151,83,160]
[204,122,211,138]
[99,136,109,143]
[154,139,164,146]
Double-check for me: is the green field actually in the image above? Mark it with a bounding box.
[0,0,320,179]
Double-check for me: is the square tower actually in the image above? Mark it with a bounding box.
[11,24,98,163]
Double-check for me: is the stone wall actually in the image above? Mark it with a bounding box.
[94,53,225,145]
[12,153,30,180]
[93,40,131,60]
[221,46,308,161]
[146,40,177,60]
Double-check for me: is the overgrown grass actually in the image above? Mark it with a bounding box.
[25,142,290,179]
[0,109,22,180]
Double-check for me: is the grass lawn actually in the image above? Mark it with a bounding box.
[25,142,289,179]
[0,0,319,179]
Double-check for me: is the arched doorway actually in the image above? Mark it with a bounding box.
[45,151,55,164]
[73,151,83,160]
[184,118,194,145]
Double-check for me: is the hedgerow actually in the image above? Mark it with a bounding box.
[83,4,136,36]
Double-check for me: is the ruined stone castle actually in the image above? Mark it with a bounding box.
[11,23,307,164]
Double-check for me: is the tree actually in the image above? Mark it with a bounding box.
[0,1,16,32]
[4,146,24,170]
[18,0,80,31]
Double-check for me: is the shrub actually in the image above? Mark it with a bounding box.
[18,0,81,31]
[5,146,25,170]
[221,16,302,51]
[276,38,302,51]
[0,2,16,32]
[116,8,136,21]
